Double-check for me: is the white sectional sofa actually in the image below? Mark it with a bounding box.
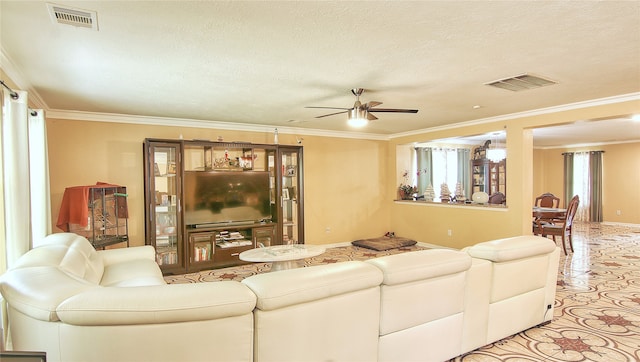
[0,232,559,362]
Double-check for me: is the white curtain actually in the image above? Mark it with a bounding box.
[572,152,590,222]
[29,109,52,245]
[431,148,458,200]
[1,88,51,269]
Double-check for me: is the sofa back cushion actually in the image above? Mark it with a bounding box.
[34,233,105,283]
[242,261,383,362]
[466,235,557,303]
[0,233,104,321]
[366,249,472,335]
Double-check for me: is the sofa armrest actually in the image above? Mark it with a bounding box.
[98,245,156,266]
[56,281,256,325]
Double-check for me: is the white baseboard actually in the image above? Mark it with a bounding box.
[601,221,640,228]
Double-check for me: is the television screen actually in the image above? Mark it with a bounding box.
[184,171,272,227]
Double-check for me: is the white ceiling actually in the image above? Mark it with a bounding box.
[1,1,639,145]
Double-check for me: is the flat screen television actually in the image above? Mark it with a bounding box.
[184,170,272,227]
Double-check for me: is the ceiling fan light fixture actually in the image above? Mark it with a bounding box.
[486,148,506,162]
[347,108,368,128]
[486,133,506,162]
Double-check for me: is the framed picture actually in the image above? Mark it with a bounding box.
[282,188,290,200]
[167,162,176,174]
[285,165,296,176]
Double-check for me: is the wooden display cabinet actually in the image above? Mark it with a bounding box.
[144,138,303,274]
[186,223,276,270]
[471,158,506,198]
[143,139,184,274]
[277,146,304,245]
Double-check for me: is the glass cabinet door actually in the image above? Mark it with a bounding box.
[278,146,303,245]
[144,140,183,273]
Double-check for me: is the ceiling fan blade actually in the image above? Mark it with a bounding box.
[366,112,378,121]
[365,101,383,108]
[369,108,419,113]
[305,106,351,110]
[314,110,349,118]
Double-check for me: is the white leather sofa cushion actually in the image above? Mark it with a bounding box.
[100,258,165,287]
[367,250,472,362]
[14,237,104,284]
[366,249,471,286]
[56,281,257,325]
[466,236,556,303]
[243,261,383,362]
[242,261,383,310]
[465,235,556,262]
[0,266,95,322]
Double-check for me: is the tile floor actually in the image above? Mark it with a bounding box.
[451,222,640,362]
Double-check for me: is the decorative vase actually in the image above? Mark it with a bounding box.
[472,191,490,204]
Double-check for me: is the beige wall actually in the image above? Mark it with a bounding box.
[47,118,390,247]
[388,99,640,249]
[534,142,640,223]
[4,63,639,251]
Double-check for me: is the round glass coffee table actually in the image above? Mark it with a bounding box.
[239,244,326,272]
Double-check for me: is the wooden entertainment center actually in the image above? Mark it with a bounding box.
[143,138,303,274]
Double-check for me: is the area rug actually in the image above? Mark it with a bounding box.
[164,244,430,284]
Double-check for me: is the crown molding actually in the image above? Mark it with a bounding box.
[389,92,640,139]
[1,47,49,110]
[534,138,640,150]
[44,109,390,141]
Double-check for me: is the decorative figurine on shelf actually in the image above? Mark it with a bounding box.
[454,182,466,203]
[440,183,451,203]
[423,184,435,202]
[398,170,417,200]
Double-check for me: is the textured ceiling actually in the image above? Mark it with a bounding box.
[1,1,639,144]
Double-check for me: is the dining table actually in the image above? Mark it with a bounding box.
[532,207,567,222]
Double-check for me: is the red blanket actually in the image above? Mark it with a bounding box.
[56,182,128,232]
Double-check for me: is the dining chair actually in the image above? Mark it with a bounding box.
[534,192,560,208]
[533,195,579,254]
[488,192,505,204]
[534,192,562,224]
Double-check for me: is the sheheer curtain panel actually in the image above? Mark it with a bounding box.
[563,152,574,208]
[589,151,604,223]
[415,147,432,194]
[456,148,470,199]
[1,88,51,271]
[562,151,603,222]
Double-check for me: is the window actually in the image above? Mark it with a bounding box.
[414,147,470,201]
[572,152,591,222]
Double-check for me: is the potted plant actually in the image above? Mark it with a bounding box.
[398,184,418,200]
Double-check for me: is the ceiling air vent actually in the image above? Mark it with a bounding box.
[47,3,98,30]
[484,73,557,92]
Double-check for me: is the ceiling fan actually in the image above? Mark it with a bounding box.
[305,88,419,127]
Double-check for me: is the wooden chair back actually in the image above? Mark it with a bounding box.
[563,195,580,229]
[535,193,560,208]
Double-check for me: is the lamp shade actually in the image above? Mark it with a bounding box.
[486,148,506,162]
